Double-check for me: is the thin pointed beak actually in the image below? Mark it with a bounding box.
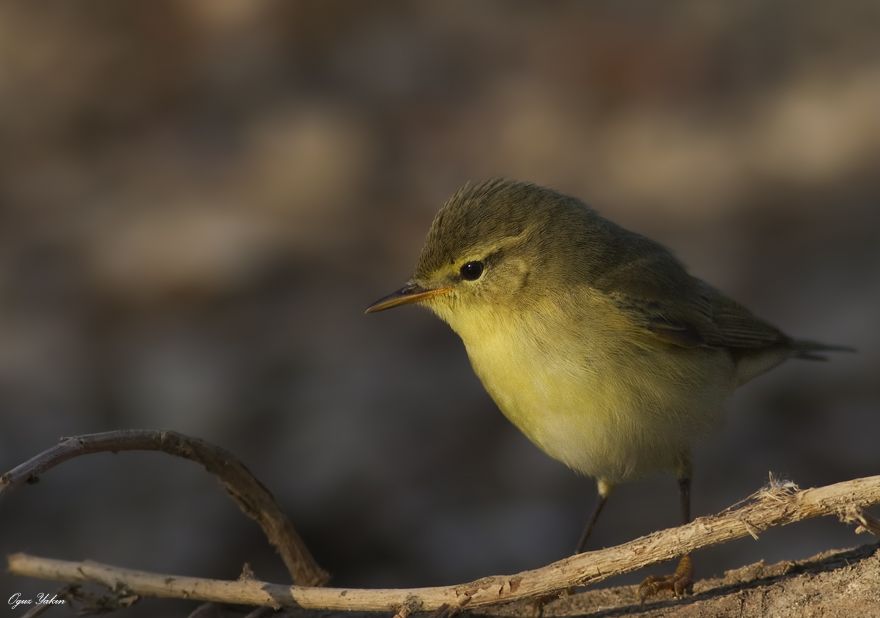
[364,282,452,314]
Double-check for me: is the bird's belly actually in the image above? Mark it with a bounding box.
[465,336,733,483]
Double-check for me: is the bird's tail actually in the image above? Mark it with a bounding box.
[791,338,856,361]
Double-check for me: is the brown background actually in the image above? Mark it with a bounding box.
[1,2,878,614]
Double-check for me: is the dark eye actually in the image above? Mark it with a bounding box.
[459,260,484,281]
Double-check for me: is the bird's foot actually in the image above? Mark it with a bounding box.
[528,591,566,618]
[638,554,693,602]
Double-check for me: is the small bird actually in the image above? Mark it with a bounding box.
[365,179,850,597]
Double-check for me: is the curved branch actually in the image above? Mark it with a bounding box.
[0,430,328,586]
[8,475,880,613]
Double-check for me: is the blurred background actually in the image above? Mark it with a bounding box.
[1,1,878,613]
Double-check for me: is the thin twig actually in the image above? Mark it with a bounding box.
[20,602,55,618]
[8,475,880,612]
[0,430,328,586]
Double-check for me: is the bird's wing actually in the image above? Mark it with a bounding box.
[693,283,790,350]
[594,248,789,352]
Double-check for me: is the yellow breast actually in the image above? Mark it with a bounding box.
[432,291,736,482]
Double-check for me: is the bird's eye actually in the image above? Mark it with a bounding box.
[460,261,484,281]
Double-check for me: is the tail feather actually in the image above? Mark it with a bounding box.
[792,338,856,361]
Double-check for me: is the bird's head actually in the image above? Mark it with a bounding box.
[366,179,606,331]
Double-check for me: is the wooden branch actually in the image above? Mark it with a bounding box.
[0,430,328,586]
[8,475,880,613]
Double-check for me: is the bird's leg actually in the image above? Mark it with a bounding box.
[638,457,694,601]
[575,479,613,554]
[550,479,613,608]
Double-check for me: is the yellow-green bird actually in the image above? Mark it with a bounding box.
[366,179,850,597]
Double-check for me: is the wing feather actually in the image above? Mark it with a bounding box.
[593,246,789,353]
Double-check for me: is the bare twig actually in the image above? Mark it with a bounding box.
[0,430,328,586]
[8,475,880,612]
[20,599,57,618]
[842,506,880,536]
[20,604,53,618]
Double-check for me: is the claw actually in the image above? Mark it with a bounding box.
[638,554,693,602]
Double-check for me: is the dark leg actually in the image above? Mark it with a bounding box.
[541,480,612,613]
[679,474,691,524]
[575,479,612,554]
[639,456,695,600]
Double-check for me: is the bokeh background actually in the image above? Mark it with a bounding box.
[1,1,878,614]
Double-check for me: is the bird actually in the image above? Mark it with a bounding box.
[365,178,851,598]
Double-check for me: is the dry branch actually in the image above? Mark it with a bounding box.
[8,475,880,613]
[0,430,328,586]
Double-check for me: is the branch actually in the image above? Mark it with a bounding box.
[8,475,880,613]
[0,430,328,586]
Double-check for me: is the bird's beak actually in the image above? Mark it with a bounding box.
[364,282,452,314]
